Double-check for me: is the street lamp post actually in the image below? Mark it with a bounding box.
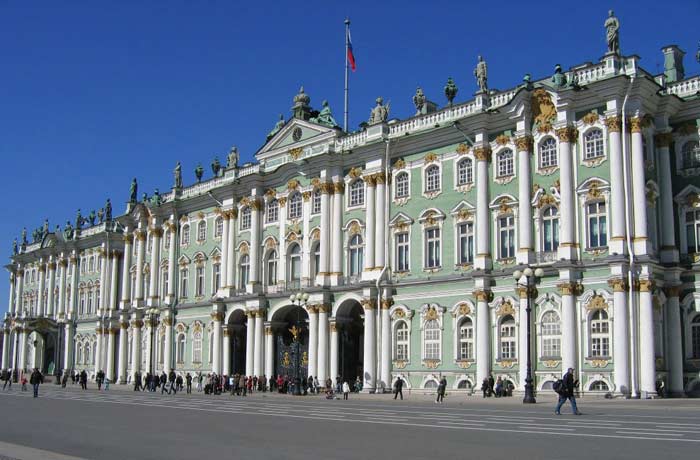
[289,291,309,396]
[513,267,544,405]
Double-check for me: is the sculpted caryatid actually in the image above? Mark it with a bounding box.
[474,55,488,93]
[605,10,620,55]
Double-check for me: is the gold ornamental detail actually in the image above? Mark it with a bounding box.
[380,299,394,310]
[629,117,644,133]
[557,282,583,296]
[607,278,627,293]
[287,179,300,190]
[495,134,511,146]
[422,359,440,369]
[532,88,556,128]
[393,158,406,169]
[496,300,516,318]
[456,360,473,369]
[542,360,560,368]
[589,359,609,368]
[424,306,439,321]
[456,302,471,316]
[638,279,654,292]
[348,167,363,179]
[456,143,470,155]
[498,360,516,369]
[581,111,600,125]
[555,126,577,143]
[333,182,345,194]
[515,135,533,152]
[210,311,224,322]
[424,152,439,163]
[288,147,303,160]
[393,309,406,319]
[393,360,407,369]
[604,116,621,133]
[360,298,376,310]
[587,294,609,311]
[473,290,492,302]
[473,146,492,162]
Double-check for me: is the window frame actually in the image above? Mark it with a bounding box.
[496,149,514,178]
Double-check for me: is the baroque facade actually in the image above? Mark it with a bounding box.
[4,34,700,397]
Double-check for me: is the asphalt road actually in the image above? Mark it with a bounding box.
[1,386,699,460]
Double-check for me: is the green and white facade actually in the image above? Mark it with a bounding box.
[4,41,700,397]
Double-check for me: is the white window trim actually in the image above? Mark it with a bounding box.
[346,178,366,210]
[673,135,700,176]
[419,303,445,364]
[450,301,476,363]
[536,136,559,175]
[493,146,516,185]
[453,156,475,192]
[393,169,411,203]
[421,161,442,199]
[578,124,607,167]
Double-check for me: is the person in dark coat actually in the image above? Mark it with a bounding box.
[186,373,192,394]
[555,368,582,415]
[393,377,404,400]
[168,370,177,395]
[30,368,43,398]
[80,370,88,390]
[436,377,447,404]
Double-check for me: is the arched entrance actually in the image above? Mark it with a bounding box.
[226,310,247,375]
[271,305,309,379]
[336,301,364,385]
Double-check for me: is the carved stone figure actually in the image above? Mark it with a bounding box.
[64,221,73,240]
[141,192,148,203]
[291,86,312,120]
[310,101,338,128]
[21,227,27,245]
[267,115,285,140]
[195,164,204,182]
[97,208,104,223]
[174,162,183,188]
[88,210,96,226]
[605,10,620,55]
[474,55,488,93]
[75,209,83,230]
[211,157,221,176]
[227,146,239,169]
[105,199,112,221]
[31,229,38,243]
[43,219,49,235]
[129,178,138,203]
[413,87,426,115]
[368,97,390,125]
[551,64,567,88]
[12,239,18,255]
[151,189,162,206]
[444,77,458,106]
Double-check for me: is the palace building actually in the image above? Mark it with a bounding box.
[4,23,700,397]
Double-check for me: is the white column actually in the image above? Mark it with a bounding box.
[607,117,627,255]
[245,311,255,376]
[163,318,173,373]
[254,311,263,376]
[95,324,103,375]
[301,194,311,282]
[14,271,24,316]
[656,134,677,262]
[106,327,116,381]
[1,328,10,370]
[330,322,338,385]
[319,184,331,282]
[167,225,177,301]
[130,317,142,380]
[611,279,630,395]
[222,329,231,375]
[98,249,109,314]
[248,201,261,291]
[118,319,128,383]
[630,118,649,255]
[516,137,533,263]
[46,260,56,317]
[18,328,27,372]
[109,251,120,310]
[475,291,490,385]
[57,260,67,318]
[227,211,237,290]
[307,306,318,378]
[120,235,133,307]
[518,290,529,390]
[37,264,46,317]
[374,173,386,269]
[380,301,391,389]
[220,213,230,292]
[364,177,376,272]
[212,312,223,375]
[133,229,146,303]
[264,325,274,378]
[362,299,376,390]
[556,126,577,260]
[8,273,16,317]
[330,182,344,283]
[317,305,329,382]
[475,147,491,270]
[147,227,162,306]
[665,288,683,395]
[638,280,656,396]
[144,319,154,375]
[559,284,577,372]
[63,323,74,374]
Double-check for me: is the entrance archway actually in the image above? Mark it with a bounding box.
[271,305,309,379]
[226,310,247,375]
[336,300,364,385]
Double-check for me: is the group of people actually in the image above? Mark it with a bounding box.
[481,375,516,398]
[1,368,44,397]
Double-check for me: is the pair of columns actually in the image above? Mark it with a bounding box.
[361,173,387,274]
[213,309,264,378]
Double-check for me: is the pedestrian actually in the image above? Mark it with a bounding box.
[481,378,489,397]
[488,374,495,397]
[80,370,88,390]
[495,377,503,398]
[61,371,68,388]
[20,373,27,391]
[1,368,11,390]
[133,371,141,391]
[160,372,168,394]
[176,374,183,392]
[436,377,447,404]
[342,381,350,400]
[393,377,404,400]
[269,375,276,392]
[30,368,43,398]
[313,376,320,394]
[168,369,177,395]
[96,369,104,391]
[196,372,203,392]
[186,373,192,394]
[104,377,110,390]
[555,368,582,415]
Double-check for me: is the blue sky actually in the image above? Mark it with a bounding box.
[1,0,699,314]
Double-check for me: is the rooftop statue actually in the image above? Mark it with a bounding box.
[129,178,138,204]
[195,163,204,182]
[267,115,285,140]
[31,228,38,243]
[105,199,112,221]
[551,64,567,88]
[151,189,162,206]
[291,86,312,119]
[75,209,83,230]
[43,219,49,235]
[474,55,488,93]
[63,221,73,240]
[174,162,183,188]
[97,208,104,223]
[368,97,390,125]
[605,10,620,55]
[227,146,239,169]
[141,192,148,203]
[211,157,221,176]
[413,87,426,115]
[444,77,458,106]
[12,239,18,255]
[88,210,96,226]
[21,227,27,245]
[310,101,338,128]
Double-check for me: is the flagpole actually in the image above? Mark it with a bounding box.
[343,18,350,132]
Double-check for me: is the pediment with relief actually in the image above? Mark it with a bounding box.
[256,118,338,160]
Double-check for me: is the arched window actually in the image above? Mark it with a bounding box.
[311,243,320,278]
[87,290,93,315]
[181,224,190,245]
[395,172,409,198]
[590,310,610,357]
[84,341,91,365]
[424,380,438,389]
[179,268,189,298]
[584,129,604,159]
[425,165,441,192]
[395,321,409,360]
[458,317,474,360]
[539,137,558,168]
[239,255,250,290]
[197,221,207,242]
[176,334,186,363]
[348,234,363,276]
[590,380,609,391]
[499,315,516,359]
[541,311,561,357]
[192,331,203,363]
[542,206,560,252]
[266,250,278,286]
[349,180,365,207]
[214,217,223,238]
[691,315,700,359]
[497,149,514,177]
[288,193,302,219]
[686,209,700,254]
[79,291,85,316]
[681,141,700,170]
[311,190,322,214]
[88,256,94,272]
[266,199,279,223]
[587,201,608,248]
[498,214,515,259]
[424,319,441,360]
[288,244,301,282]
[95,287,100,311]
[457,158,473,186]
[240,207,251,230]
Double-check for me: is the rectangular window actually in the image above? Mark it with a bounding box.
[240,210,251,230]
[161,270,169,299]
[499,216,515,259]
[497,151,514,177]
[212,263,221,294]
[396,327,409,361]
[195,266,205,297]
[424,328,440,360]
[395,233,409,272]
[686,210,700,254]
[312,192,322,214]
[543,338,560,357]
[543,217,560,252]
[458,222,474,264]
[588,202,608,248]
[591,337,609,357]
[180,269,189,298]
[425,228,441,268]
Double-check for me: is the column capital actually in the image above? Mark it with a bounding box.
[638,279,655,292]
[229,208,238,219]
[123,234,134,244]
[654,132,673,148]
[604,116,622,132]
[210,311,224,322]
[110,250,122,259]
[360,298,376,310]
[130,319,144,329]
[162,316,173,326]
[319,182,334,194]
[120,321,129,329]
[149,227,164,238]
[472,290,493,302]
[307,305,319,314]
[47,261,56,270]
[364,174,377,187]
[515,135,533,152]
[607,277,628,292]
[629,116,645,133]
[380,298,394,310]
[555,126,578,142]
[134,230,147,242]
[333,182,345,194]
[59,259,68,268]
[664,286,681,298]
[516,286,538,299]
[557,281,583,296]
[374,172,387,185]
[473,146,492,162]
[38,265,46,273]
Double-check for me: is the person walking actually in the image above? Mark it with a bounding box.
[1,368,11,390]
[196,372,203,392]
[104,377,110,390]
[80,370,88,390]
[436,377,447,404]
[186,373,192,394]
[30,368,43,398]
[61,371,68,388]
[393,377,404,400]
[96,370,104,391]
[342,381,350,400]
[168,369,177,395]
[555,368,582,415]
[488,374,495,397]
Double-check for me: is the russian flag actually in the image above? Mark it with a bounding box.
[347,30,356,72]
